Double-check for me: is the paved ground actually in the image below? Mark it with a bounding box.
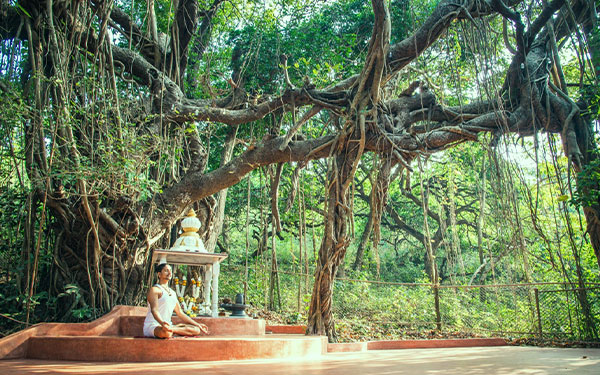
[2,346,599,374]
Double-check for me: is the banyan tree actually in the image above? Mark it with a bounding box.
[0,0,598,340]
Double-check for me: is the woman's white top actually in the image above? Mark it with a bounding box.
[143,284,178,337]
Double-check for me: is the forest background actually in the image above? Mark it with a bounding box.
[0,0,599,343]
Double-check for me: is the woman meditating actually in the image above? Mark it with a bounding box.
[143,263,209,338]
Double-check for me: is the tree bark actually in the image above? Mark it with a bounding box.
[306,145,363,340]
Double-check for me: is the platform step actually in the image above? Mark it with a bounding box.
[27,335,326,362]
[117,316,265,337]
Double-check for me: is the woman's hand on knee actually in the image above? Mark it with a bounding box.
[161,321,173,332]
[196,323,209,334]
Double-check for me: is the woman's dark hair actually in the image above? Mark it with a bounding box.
[156,263,169,273]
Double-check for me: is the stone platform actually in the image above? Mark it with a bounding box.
[0,305,507,363]
[26,335,325,362]
[0,306,325,362]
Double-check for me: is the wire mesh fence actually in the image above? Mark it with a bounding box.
[218,263,600,341]
[534,286,600,341]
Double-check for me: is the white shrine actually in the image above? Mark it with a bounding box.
[151,209,228,317]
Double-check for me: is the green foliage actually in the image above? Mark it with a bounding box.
[572,151,600,208]
[221,260,599,341]
[228,0,414,93]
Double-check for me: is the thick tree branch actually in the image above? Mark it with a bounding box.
[389,0,483,74]
[106,5,165,67]
[525,0,566,46]
[145,134,336,237]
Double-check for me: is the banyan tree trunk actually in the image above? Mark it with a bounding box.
[306,140,363,341]
[306,0,389,341]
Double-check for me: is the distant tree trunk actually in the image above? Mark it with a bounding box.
[353,213,373,271]
[353,168,376,271]
[572,120,600,269]
[477,155,487,274]
[477,155,487,301]
[205,125,239,252]
[583,206,600,269]
[510,176,531,283]
[268,220,282,311]
[353,157,393,272]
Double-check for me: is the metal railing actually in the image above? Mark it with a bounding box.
[218,263,600,341]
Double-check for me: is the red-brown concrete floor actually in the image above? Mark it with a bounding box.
[1,346,599,374]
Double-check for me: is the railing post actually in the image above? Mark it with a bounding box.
[534,288,542,338]
[434,284,441,331]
